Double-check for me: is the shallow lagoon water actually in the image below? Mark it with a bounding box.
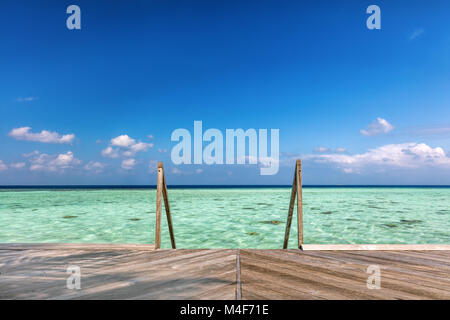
[0,187,449,248]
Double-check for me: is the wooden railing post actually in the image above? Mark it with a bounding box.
[283,163,297,249]
[155,162,163,249]
[283,159,303,249]
[162,168,176,249]
[155,162,176,249]
[296,160,303,247]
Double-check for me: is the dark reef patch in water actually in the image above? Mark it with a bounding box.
[259,220,282,225]
[243,207,255,210]
[129,218,141,221]
[381,223,398,228]
[247,232,259,236]
[320,211,333,215]
[400,219,422,224]
[63,215,77,219]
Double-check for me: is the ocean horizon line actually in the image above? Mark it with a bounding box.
[1,185,450,189]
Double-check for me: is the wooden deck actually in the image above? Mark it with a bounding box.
[0,244,449,300]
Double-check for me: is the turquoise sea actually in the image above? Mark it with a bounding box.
[0,187,449,248]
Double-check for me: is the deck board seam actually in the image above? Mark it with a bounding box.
[236,249,242,300]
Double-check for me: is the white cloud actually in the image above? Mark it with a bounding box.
[305,142,450,173]
[121,159,136,170]
[84,161,105,174]
[315,147,347,154]
[111,135,136,147]
[101,146,119,158]
[147,134,154,139]
[360,118,394,136]
[314,146,330,153]
[130,142,152,153]
[9,127,75,144]
[102,135,153,158]
[158,148,168,153]
[0,160,7,172]
[28,151,81,172]
[196,168,203,174]
[409,28,424,41]
[10,162,26,169]
[16,97,38,102]
[342,168,355,174]
[23,150,40,157]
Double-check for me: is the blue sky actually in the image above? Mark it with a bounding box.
[1,0,450,185]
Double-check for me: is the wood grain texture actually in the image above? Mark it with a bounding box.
[239,249,450,300]
[283,159,302,249]
[283,163,297,249]
[162,173,176,249]
[155,165,163,249]
[0,246,236,300]
[1,245,448,300]
[296,159,303,247]
[301,244,450,251]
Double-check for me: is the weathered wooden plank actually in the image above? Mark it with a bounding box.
[379,250,450,264]
[236,249,242,300]
[301,250,450,284]
[248,250,450,296]
[239,250,433,300]
[0,248,237,300]
[281,250,450,293]
[301,244,450,251]
[1,245,449,300]
[344,250,450,269]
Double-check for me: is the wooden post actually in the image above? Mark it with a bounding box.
[296,160,303,247]
[155,162,176,249]
[283,159,303,249]
[155,162,163,249]
[162,171,176,249]
[283,164,297,249]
